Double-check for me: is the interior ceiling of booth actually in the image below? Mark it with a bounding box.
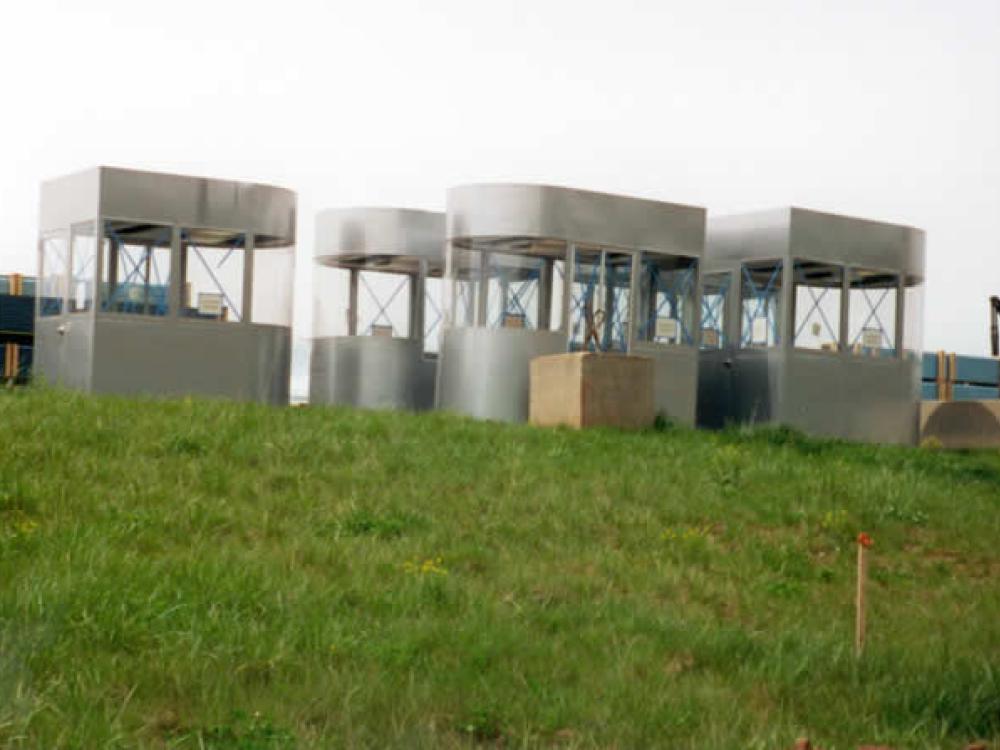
[103,223,288,250]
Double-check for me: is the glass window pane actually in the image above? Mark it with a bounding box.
[903,275,924,362]
[446,245,481,328]
[740,261,783,349]
[792,261,842,352]
[569,249,601,350]
[69,222,96,314]
[700,271,730,350]
[424,276,443,354]
[637,254,697,346]
[485,252,546,330]
[569,249,631,352]
[182,230,244,323]
[100,221,172,316]
[358,271,411,337]
[446,242,566,333]
[252,240,295,326]
[313,264,350,338]
[848,269,898,357]
[39,231,68,317]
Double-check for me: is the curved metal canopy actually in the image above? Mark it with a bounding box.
[315,207,445,274]
[447,183,705,258]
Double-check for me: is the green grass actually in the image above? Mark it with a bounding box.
[0,387,998,749]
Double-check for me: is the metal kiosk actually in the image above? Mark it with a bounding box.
[36,166,296,403]
[310,208,445,410]
[696,207,925,444]
[437,184,706,423]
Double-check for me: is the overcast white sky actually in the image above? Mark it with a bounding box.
[1,0,998,363]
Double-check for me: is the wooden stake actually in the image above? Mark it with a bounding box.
[855,532,872,658]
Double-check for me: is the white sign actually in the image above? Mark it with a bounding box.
[861,328,883,349]
[503,313,526,329]
[655,317,679,342]
[127,285,144,303]
[370,324,394,338]
[702,328,720,348]
[752,317,770,345]
[198,292,224,317]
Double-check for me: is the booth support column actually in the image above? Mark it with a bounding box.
[169,226,183,319]
[895,275,906,356]
[839,265,850,353]
[538,258,553,330]
[243,232,255,324]
[347,269,359,336]
[410,262,426,342]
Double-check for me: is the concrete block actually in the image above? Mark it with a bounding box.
[920,400,1000,449]
[530,352,653,430]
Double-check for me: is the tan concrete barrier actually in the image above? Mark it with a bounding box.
[920,400,1000,449]
[529,352,653,430]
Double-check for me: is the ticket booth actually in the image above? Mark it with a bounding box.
[696,207,925,444]
[437,184,706,423]
[36,166,296,403]
[311,208,444,410]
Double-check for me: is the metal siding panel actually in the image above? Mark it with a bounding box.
[310,336,435,410]
[437,327,566,422]
[91,317,290,404]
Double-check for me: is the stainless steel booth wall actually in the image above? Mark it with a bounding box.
[698,349,920,444]
[35,316,291,403]
[437,327,567,423]
[310,336,436,411]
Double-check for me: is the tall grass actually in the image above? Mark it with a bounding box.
[0,387,997,748]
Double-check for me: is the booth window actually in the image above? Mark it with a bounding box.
[569,249,632,352]
[636,254,697,346]
[848,269,898,357]
[252,237,295,326]
[313,265,350,338]
[424,277,443,354]
[792,260,842,352]
[740,260,783,348]
[448,245,481,328]
[100,221,171,316]
[485,252,548,330]
[69,222,96,313]
[700,272,730,350]
[39,231,69,317]
[446,241,565,333]
[903,274,924,361]
[357,269,411,337]
[182,230,245,323]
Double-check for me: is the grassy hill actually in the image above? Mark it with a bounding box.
[0,388,998,749]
